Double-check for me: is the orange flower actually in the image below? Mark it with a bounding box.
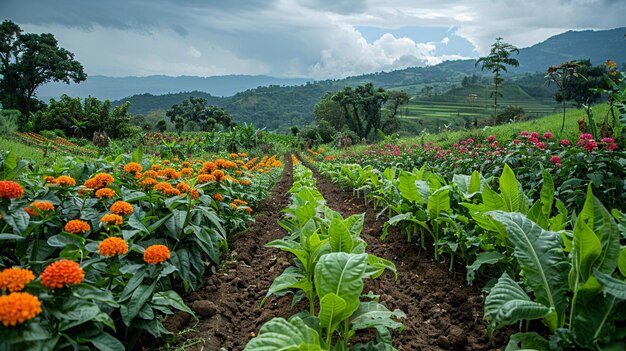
[229,153,238,159]
[84,173,114,190]
[163,160,171,165]
[212,193,223,201]
[229,203,238,209]
[164,188,181,197]
[245,207,253,213]
[233,199,248,205]
[0,268,35,292]
[181,161,191,167]
[123,162,143,174]
[98,237,128,256]
[212,170,225,180]
[110,201,133,215]
[238,153,248,157]
[152,164,160,171]
[153,182,173,191]
[140,178,158,187]
[64,219,90,233]
[95,188,116,198]
[100,213,123,226]
[235,170,243,176]
[176,182,191,193]
[181,167,194,176]
[143,170,158,178]
[197,174,216,183]
[0,180,24,199]
[240,179,251,186]
[0,292,41,326]
[191,189,199,200]
[202,161,217,173]
[43,176,55,183]
[40,260,85,289]
[53,176,76,187]
[143,245,170,264]
[24,201,55,217]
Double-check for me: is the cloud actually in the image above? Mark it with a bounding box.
[2,0,625,79]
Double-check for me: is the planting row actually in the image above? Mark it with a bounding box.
[0,151,283,350]
[245,156,404,350]
[316,160,626,350]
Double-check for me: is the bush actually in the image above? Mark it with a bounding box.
[0,110,20,136]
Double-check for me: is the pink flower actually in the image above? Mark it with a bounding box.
[560,139,570,146]
[550,155,561,165]
[453,143,458,148]
[530,132,539,138]
[529,136,539,144]
[520,131,529,137]
[583,141,598,152]
[606,143,618,151]
[385,143,391,149]
[579,133,593,140]
[535,142,547,150]
[601,137,615,143]
[543,132,553,139]
[513,139,520,144]
[487,135,495,142]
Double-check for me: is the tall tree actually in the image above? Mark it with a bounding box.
[476,37,519,125]
[166,97,232,132]
[0,20,86,127]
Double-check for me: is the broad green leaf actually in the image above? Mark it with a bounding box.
[619,248,626,278]
[482,184,504,211]
[329,218,353,253]
[452,174,471,194]
[466,251,506,285]
[318,293,348,335]
[315,253,367,319]
[571,206,602,284]
[152,290,195,316]
[0,233,25,240]
[484,273,552,335]
[469,170,483,194]
[577,185,620,274]
[505,332,549,351]
[594,270,626,300]
[262,266,309,306]
[350,301,405,332]
[427,186,451,217]
[131,144,144,163]
[121,281,156,326]
[266,239,309,268]
[90,332,125,351]
[165,209,187,237]
[499,164,519,212]
[59,302,101,331]
[243,317,322,351]
[365,254,397,280]
[540,170,554,218]
[398,172,423,204]
[487,211,569,331]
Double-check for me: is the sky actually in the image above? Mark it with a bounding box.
[2,0,625,80]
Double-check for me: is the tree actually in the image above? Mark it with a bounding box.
[290,126,299,136]
[552,60,607,108]
[476,37,519,125]
[166,97,232,132]
[545,61,584,132]
[0,20,86,127]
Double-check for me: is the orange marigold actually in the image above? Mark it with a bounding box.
[95,188,116,198]
[233,199,248,205]
[140,178,158,187]
[245,207,253,213]
[238,153,248,157]
[212,170,225,180]
[191,189,199,200]
[98,237,128,256]
[181,161,191,167]
[240,179,251,186]
[163,160,171,165]
[0,292,41,326]
[153,182,173,191]
[43,176,55,183]
[100,213,123,226]
[0,180,24,199]
[110,201,134,215]
[123,162,143,174]
[229,153,238,159]
[0,268,35,292]
[197,174,216,183]
[229,203,238,209]
[143,245,170,264]
[176,182,191,193]
[53,176,76,187]
[64,219,90,233]
[202,161,217,173]
[212,193,223,201]
[84,173,114,190]
[143,170,158,178]
[24,201,55,216]
[181,167,194,176]
[40,260,84,289]
[163,188,181,197]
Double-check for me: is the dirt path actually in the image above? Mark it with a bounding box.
[171,156,512,350]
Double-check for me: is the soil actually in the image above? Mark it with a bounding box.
[168,155,514,350]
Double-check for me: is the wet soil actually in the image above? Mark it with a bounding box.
[169,156,514,350]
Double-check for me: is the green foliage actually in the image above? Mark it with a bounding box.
[0,109,20,135]
[166,97,232,132]
[0,20,86,126]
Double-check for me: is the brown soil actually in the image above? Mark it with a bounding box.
[169,156,513,350]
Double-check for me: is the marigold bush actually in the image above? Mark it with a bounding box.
[143,245,171,264]
[100,213,123,226]
[0,268,35,292]
[0,180,24,199]
[64,219,91,233]
[0,292,41,326]
[40,260,85,289]
[110,201,134,215]
[98,237,128,256]
[123,162,143,174]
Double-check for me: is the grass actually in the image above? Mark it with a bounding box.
[0,136,61,168]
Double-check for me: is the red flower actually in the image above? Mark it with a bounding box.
[550,155,561,165]
[543,132,553,139]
